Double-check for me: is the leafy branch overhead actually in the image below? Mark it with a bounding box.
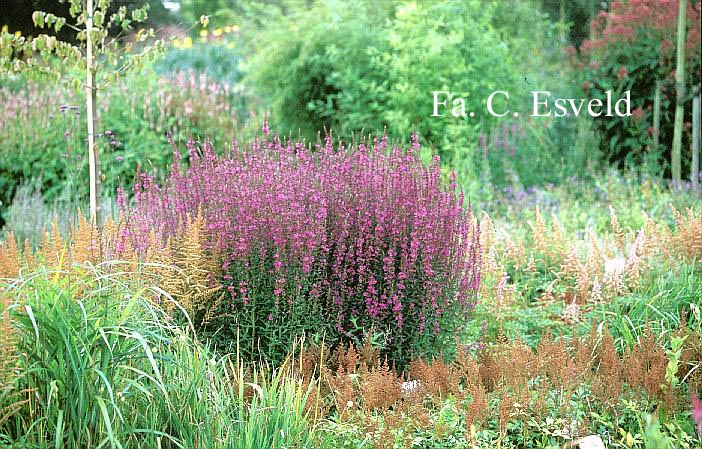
[1,1,164,91]
[0,0,164,225]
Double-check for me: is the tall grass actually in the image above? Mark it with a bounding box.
[0,265,318,448]
[592,261,702,350]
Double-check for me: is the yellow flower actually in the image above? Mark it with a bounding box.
[231,24,240,32]
[224,26,232,33]
[213,28,223,37]
[199,29,208,38]
[182,36,193,48]
[1,25,8,33]
[14,30,21,37]
[172,38,181,48]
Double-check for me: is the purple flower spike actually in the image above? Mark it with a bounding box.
[120,124,481,353]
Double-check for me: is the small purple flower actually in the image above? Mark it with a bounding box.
[478,133,487,149]
[115,155,124,162]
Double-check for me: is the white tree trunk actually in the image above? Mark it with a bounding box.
[86,0,101,225]
[692,86,700,189]
[653,81,661,151]
[671,0,686,182]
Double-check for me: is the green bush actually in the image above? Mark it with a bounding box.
[156,41,244,85]
[245,0,582,191]
[244,0,391,140]
[575,0,702,173]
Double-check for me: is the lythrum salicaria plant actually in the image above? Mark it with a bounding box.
[120,126,481,368]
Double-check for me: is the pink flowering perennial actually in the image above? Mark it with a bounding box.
[120,130,480,362]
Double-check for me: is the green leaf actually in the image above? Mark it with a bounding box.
[32,11,46,28]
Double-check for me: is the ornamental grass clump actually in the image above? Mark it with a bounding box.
[121,128,481,368]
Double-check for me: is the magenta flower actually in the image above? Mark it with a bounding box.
[693,393,702,438]
[120,126,481,364]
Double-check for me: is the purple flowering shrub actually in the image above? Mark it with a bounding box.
[121,127,481,366]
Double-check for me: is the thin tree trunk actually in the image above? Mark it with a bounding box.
[692,85,700,190]
[671,0,686,182]
[86,0,101,225]
[560,0,566,43]
[653,81,661,151]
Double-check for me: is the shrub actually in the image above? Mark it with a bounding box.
[465,116,601,194]
[575,0,702,172]
[121,129,481,368]
[156,41,244,86]
[245,0,560,166]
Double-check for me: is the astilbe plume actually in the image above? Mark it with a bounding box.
[0,233,21,279]
[69,212,100,265]
[121,130,481,364]
[623,328,669,404]
[408,354,461,401]
[141,211,223,322]
[592,330,624,406]
[671,206,702,261]
[0,296,18,389]
[359,360,403,412]
[464,382,488,428]
[326,344,360,416]
[0,294,28,427]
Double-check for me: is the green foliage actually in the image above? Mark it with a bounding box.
[575,0,702,173]
[1,1,164,91]
[245,0,559,160]
[586,262,702,351]
[479,169,701,237]
[244,0,390,140]
[0,266,317,448]
[642,413,698,449]
[459,115,601,197]
[179,0,237,30]
[0,65,255,227]
[156,41,243,85]
[244,0,598,194]
[317,390,699,449]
